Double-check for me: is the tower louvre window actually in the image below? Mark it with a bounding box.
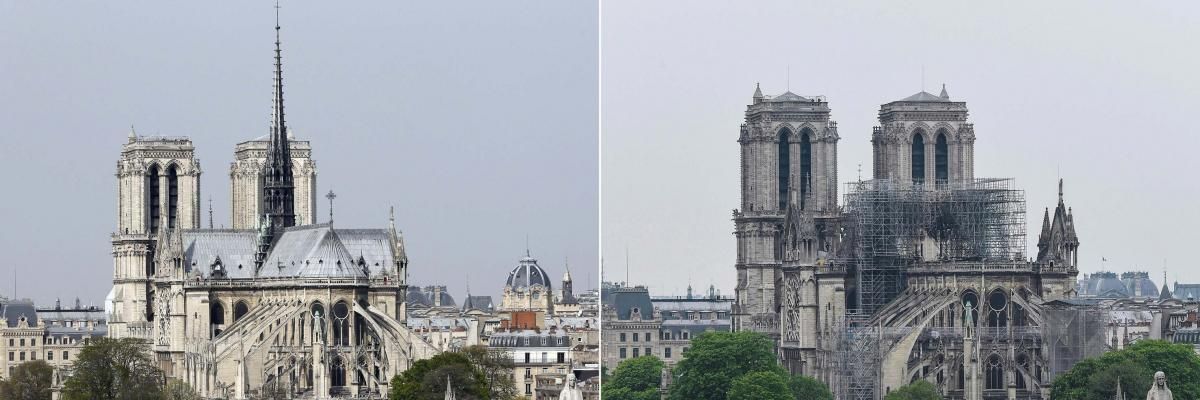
[799,129,812,205]
[911,132,925,185]
[167,165,179,228]
[148,164,161,234]
[777,128,792,210]
[935,131,949,184]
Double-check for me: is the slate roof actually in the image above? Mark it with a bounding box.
[900,91,951,102]
[1174,284,1200,300]
[182,224,396,279]
[767,91,808,102]
[608,287,653,321]
[463,295,495,312]
[506,256,553,290]
[0,299,37,328]
[489,332,571,348]
[407,287,433,306]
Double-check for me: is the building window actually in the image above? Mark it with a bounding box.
[525,384,531,395]
[524,353,530,363]
[682,331,689,340]
[644,332,651,342]
[541,352,548,363]
[29,352,34,361]
[7,339,12,346]
[665,347,672,358]
[19,339,25,347]
[799,129,813,201]
[7,352,11,361]
[19,352,25,361]
[47,352,53,361]
[911,131,925,184]
[646,347,652,356]
[632,333,639,342]
[524,368,531,378]
[619,348,627,359]
[63,351,68,360]
[777,127,792,210]
[29,339,35,346]
[148,164,161,234]
[633,348,640,357]
[557,352,565,363]
[935,131,949,183]
[985,355,1004,390]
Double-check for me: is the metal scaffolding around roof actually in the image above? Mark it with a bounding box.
[841,178,1027,315]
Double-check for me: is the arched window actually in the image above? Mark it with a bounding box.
[985,354,1004,390]
[234,301,249,322]
[911,132,925,185]
[210,302,225,338]
[962,291,979,327]
[147,164,161,234]
[332,301,350,346]
[778,128,792,210]
[799,129,813,204]
[146,291,155,322]
[987,290,1008,328]
[167,165,179,228]
[331,357,346,387]
[935,131,949,184]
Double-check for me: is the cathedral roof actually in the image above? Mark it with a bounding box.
[767,91,809,102]
[183,225,400,280]
[506,255,553,290]
[463,295,495,313]
[0,299,37,328]
[899,90,951,102]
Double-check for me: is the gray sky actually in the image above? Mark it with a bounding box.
[601,0,1200,296]
[0,1,598,306]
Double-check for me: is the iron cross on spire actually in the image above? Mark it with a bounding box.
[326,190,337,223]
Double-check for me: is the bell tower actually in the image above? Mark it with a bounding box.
[733,84,839,336]
[111,130,201,339]
[872,85,975,185]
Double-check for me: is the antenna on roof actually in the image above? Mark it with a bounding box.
[624,246,630,285]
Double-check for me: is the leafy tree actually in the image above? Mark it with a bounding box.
[667,331,783,400]
[789,374,834,400]
[727,371,791,400]
[602,356,662,400]
[1051,340,1200,400]
[161,379,202,400]
[884,380,941,400]
[62,338,165,400]
[390,351,490,400]
[0,359,53,400]
[461,345,518,400]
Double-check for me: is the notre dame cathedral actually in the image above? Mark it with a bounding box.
[732,84,1080,400]
[105,18,437,399]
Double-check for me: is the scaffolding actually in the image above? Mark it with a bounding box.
[842,178,1027,315]
[1043,301,1110,380]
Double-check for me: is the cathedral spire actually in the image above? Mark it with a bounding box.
[260,0,296,247]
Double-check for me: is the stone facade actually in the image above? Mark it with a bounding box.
[0,299,106,379]
[229,137,317,229]
[732,86,1081,400]
[601,285,731,370]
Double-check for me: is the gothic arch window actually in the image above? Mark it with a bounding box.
[962,290,979,327]
[166,165,179,228]
[935,130,949,184]
[777,127,792,210]
[911,131,925,185]
[210,302,225,338]
[987,290,1008,328]
[985,354,1004,390]
[147,164,161,234]
[146,290,156,322]
[233,301,249,322]
[799,128,813,202]
[331,356,346,387]
[332,301,350,346]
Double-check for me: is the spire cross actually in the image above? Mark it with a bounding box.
[326,190,337,223]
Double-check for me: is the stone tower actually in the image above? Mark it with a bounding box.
[229,137,316,228]
[733,84,839,336]
[110,131,201,339]
[871,85,975,185]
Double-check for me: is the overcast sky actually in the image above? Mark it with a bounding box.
[0,1,598,306]
[601,1,1200,296]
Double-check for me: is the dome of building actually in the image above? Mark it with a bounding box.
[506,255,553,290]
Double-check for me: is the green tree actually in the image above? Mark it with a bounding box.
[602,356,662,400]
[667,331,783,400]
[789,374,834,400]
[0,359,53,400]
[160,379,202,400]
[462,345,518,400]
[1051,340,1200,400]
[62,338,165,400]
[727,371,791,400]
[390,351,490,400]
[884,380,941,400]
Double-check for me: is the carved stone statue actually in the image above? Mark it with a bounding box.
[1146,371,1172,400]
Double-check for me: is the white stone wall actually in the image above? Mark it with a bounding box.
[229,139,317,229]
